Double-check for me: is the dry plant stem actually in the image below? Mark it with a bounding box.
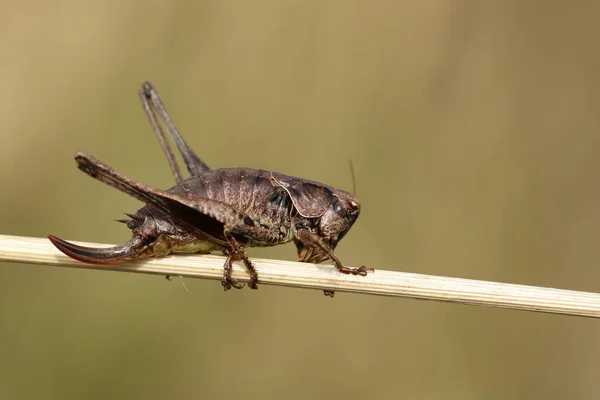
[1,234,599,318]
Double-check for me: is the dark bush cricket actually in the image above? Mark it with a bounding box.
[48,82,372,296]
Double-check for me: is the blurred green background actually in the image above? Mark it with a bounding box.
[1,1,600,399]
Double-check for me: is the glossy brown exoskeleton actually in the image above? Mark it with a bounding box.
[48,82,372,296]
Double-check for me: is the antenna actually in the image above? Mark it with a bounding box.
[348,160,357,196]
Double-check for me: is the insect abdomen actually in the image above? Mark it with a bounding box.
[173,168,292,234]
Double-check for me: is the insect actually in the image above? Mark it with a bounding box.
[48,82,372,296]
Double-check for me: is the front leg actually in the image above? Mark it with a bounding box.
[295,228,373,297]
[295,229,373,276]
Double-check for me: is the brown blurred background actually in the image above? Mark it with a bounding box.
[1,1,600,399]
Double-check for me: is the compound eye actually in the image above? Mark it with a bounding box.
[334,201,344,215]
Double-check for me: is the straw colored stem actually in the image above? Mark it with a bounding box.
[1,234,599,318]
